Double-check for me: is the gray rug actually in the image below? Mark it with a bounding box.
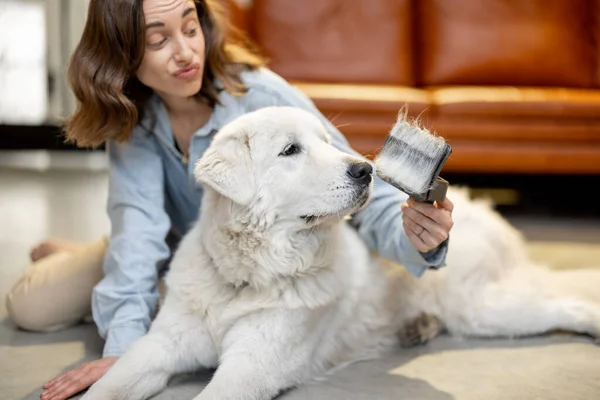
[2,241,600,400]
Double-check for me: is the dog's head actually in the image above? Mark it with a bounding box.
[194,106,373,228]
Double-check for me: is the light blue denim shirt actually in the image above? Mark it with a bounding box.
[93,67,449,357]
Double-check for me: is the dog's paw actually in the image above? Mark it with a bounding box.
[398,313,444,347]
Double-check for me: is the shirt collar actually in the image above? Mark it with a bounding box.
[139,82,232,142]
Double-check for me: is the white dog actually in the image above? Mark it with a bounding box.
[82,106,600,400]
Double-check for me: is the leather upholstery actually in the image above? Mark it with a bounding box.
[417,0,596,87]
[292,82,431,115]
[223,0,600,173]
[431,87,600,119]
[253,0,415,85]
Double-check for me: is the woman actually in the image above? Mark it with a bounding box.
[6,0,454,399]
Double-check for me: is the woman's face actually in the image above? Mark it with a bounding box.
[137,0,205,98]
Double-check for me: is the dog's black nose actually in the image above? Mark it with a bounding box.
[347,162,373,184]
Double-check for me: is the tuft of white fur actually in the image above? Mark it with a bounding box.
[374,112,449,196]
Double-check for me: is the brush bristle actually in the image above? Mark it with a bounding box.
[374,113,450,196]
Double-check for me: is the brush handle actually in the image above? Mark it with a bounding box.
[424,176,449,204]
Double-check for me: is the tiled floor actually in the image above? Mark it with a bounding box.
[1,150,600,400]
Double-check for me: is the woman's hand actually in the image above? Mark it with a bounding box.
[40,356,118,400]
[401,197,454,253]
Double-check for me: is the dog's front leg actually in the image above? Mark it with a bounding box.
[194,308,320,400]
[82,297,218,400]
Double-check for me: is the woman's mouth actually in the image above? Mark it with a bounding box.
[173,63,200,79]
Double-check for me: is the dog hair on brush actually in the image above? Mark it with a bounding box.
[374,109,451,201]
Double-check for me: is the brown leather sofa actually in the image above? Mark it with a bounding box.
[224,0,600,174]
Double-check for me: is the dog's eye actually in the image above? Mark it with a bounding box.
[279,143,301,157]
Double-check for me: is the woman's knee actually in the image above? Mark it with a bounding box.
[5,283,54,332]
[5,252,82,332]
[6,239,107,332]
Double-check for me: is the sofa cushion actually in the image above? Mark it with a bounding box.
[292,82,431,115]
[428,117,600,144]
[438,140,600,174]
[418,0,596,88]
[253,0,415,85]
[431,87,600,119]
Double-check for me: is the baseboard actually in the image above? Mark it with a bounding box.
[0,124,105,151]
[444,172,600,219]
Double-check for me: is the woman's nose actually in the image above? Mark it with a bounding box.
[173,36,193,64]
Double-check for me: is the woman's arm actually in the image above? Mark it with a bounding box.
[92,128,172,357]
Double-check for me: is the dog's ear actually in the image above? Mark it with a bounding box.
[194,133,255,205]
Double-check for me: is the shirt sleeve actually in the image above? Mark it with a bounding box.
[243,69,449,276]
[92,129,172,357]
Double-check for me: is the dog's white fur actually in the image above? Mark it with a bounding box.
[83,106,600,400]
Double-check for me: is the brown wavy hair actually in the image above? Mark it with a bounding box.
[64,0,265,148]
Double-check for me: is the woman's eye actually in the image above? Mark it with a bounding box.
[184,20,200,36]
[279,143,300,157]
[148,36,166,48]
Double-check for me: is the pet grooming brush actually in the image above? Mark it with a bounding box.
[374,112,452,203]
